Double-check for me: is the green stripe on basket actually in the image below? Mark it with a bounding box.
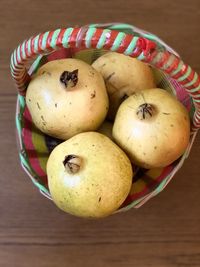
[33,35,40,53]
[19,152,31,171]
[119,196,146,212]
[154,174,172,194]
[19,95,25,108]
[10,56,15,73]
[97,29,111,49]
[21,41,26,59]
[29,55,43,74]
[188,84,200,93]
[32,180,49,194]
[27,39,32,56]
[111,32,126,51]
[12,49,17,67]
[62,28,73,48]
[177,66,192,82]
[124,37,138,55]
[85,27,96,48]
[51,29,61,49]
[143,32,161,42]
[184,72,198,87]
[195,113,200,120]
[109,23,133,30]
[171,61,184,76]
[89,23,162,45]
[17,46,21,63]
[137,52,145,61]
[16,113,22,136]
[41,31,50,50]
[162,54,177,71]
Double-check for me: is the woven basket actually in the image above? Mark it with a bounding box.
[11,23,200,212]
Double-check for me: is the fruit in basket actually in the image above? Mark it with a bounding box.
[92,52,155,120]
[47,132,133,218]
[26,58,109,140]
[113,88,190,168]
[97,121,113,140]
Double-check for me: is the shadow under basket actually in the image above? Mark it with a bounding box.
[13,23,199,212]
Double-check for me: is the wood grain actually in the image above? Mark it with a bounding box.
[0,0,200,266]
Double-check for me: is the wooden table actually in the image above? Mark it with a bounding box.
[0,0,200,266]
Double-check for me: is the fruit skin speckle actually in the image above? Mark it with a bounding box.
[47,132,133,218]
[113,88,190,169]
[90,91,96,99]
[92,51,155,120]
[26,58,109,140]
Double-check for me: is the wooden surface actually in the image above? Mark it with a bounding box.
[0,0,200,266]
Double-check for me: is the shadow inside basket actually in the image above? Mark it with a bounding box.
[17,47,195,208]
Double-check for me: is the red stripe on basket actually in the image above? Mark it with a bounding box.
[165,56,180,74]
[116,34,133,53]
[15,70,29,81]
[90,29,104,48]
[76,28,88,49]
[30,36,37,55]
[46,31,54,51]
[15,48,22,66]
[68,28,80,47]
[17,81,29,91]
[13,61,24,69]
[11,53,23,68]
[188,93,200,100]
[192,77,200,88]
[15,46,21,65]
[155,51,170,69]
[19,43,24,62]
[185,77,200,92]
[56,28,66,48]
[140,37,157,62]
[15,72,29,84]
[12,71,23,78]
[24,40,30,58]
[38,33,44,53]
[11,63,24,73]
[186,87,200,99]
[194,102,200,108]
[181,70,196,86]
[130,37,145,57]
[194,117,200,126]
[23,107,47,180]
[171,64,188,80]
[103,30,119,49]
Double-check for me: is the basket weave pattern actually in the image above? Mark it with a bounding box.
[11,23,200,210]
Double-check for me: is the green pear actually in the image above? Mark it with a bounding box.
[47,132,133,218]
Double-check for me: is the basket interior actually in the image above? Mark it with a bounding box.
[16,45,195,209]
